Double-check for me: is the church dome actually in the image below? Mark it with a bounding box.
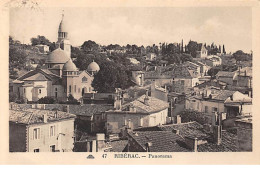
[62,59,78,71]
[87,61,100,72]
[46,48,70,64]
[58,19,69,33]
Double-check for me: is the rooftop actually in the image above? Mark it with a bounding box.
[120,95,169,114]
[134,121,209,139]
[9,109,76,125]
[128,131,190,152]
[69,104,113,116]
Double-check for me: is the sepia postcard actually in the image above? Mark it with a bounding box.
[0,0,260,165]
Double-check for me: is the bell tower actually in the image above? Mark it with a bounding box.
[57,11,71,58]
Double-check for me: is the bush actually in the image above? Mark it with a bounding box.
[67,94,80,104]
[38,96,57,104]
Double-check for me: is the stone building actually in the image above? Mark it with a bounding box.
[104,91,169,136]
[10,14,100,102]
[9,108,76,152]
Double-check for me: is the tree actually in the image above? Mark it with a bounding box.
[233,50,251,63]
[92,61,132,93]
[186,40,199,57]
[81,40,99,52]
[9,45,28,79]
[30,35,51,46]
[223,45,226,54]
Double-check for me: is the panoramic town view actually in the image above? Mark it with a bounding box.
[9,7,252,152]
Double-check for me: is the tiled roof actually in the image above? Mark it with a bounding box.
[198,131,238,152]
[216,71,235,78]
[173,66,199,79]
[108,140,128,152]
[9,109,76,125]
[121,95,169,113]
[23,73,48,81]
[212,90,236,101]
[128,131,190,152]
[194,79,226,89]
[134,121,209,139]
[69,104,113,116]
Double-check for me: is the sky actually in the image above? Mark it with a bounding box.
[9,7,252,53]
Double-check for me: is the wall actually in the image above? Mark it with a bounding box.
[149,108,168,126]
[27,119,75,152]
[9,122,27,152]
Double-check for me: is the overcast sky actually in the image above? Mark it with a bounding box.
[10,7,252,53]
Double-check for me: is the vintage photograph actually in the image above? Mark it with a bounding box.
[8,1,253,153]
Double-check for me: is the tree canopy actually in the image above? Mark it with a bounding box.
[31,35,51,46]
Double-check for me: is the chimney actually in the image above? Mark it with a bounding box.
[96,133,105,152]
[176,115,181,124]
[92,140,97,152]
[185,137,198,152]
[43,114,48,123]
[114,94,122,111]
[213,125,222,145]
[54,110,58,118]
[144,89,149,105]
[212,112,217,126]
[145,142,152,152]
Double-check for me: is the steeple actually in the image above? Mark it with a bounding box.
[57,10,71,58]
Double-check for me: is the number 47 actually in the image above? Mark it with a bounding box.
[102,154,107,158]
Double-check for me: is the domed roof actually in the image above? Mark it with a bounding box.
[62,59,78,71]
[87,60,100,72]
[58,19,69,33]
[46,48,70,64]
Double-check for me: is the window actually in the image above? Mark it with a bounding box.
[33,128,40,140]
[89,87,91,92]
[181,80,185,85]
[82,76,88,82]
[33,149,40,152]
[55,88,57,91]
[69,85,71,93]
[78,88,80,93]
[205,106,208,113]
[212,107,218,112]
[50,145,55,152]
[39,89,41,94]
[139,117,143,127]
[24,88,26,93]
[55,92,58,98]
[50,125,55,137]
[74,85,76,93]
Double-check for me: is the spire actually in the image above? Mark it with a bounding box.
[62,10,64,20]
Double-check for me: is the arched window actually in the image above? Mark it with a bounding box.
[82,76,88,83]
[39,89,41,94]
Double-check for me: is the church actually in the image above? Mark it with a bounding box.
[11,14,100,102]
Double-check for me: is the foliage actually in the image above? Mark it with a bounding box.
[92,61,132,93]
[179,110,210,125]
[9,44,28,79]
[38,96,57,104]
[30,35,51,46]
[207,65,238,78]
[81,40,100,52]
[232,50,252,62]
[186,41,199,57]
[67,94,79,104]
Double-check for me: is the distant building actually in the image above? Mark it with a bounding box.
[216,71,237,85]
[185,89,252,119]
[9,108,76,152]
[146,53,157,61]
[196,44,208,58]
[172,65,200,93]
[205,55,222,67]
[35,44,49,54]
[10,14,99,102]
[104,91,169,136]
[131,71,145,86]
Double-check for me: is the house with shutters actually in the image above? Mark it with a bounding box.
[104,91,169,136]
